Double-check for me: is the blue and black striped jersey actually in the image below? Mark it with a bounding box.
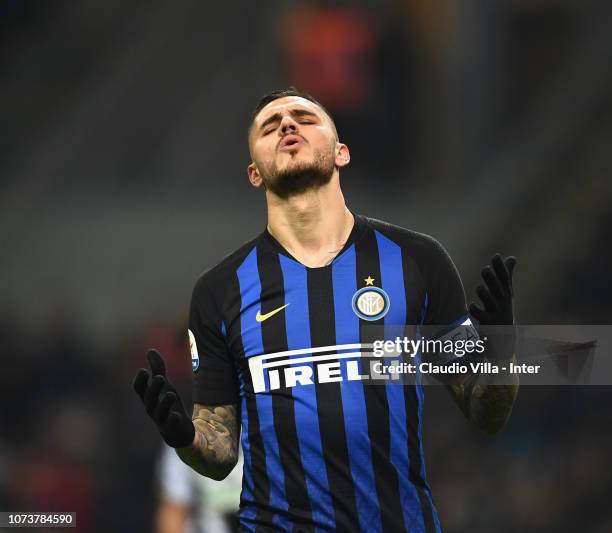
[188,214,470,533]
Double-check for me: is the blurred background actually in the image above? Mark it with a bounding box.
[1,0,611,531]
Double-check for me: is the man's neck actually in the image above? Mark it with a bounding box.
[266,178,354,268]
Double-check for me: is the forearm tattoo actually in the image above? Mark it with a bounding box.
[176,403,239,480]
[192,403,239,466]
[449,362,519,434]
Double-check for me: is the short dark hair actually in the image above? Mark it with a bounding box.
[249,87,338,140]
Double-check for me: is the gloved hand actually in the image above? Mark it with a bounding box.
[469,254,517,360]
[133,349,195,448]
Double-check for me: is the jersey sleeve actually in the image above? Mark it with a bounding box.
[420,238,481,364]
[423,238,469,327]
[189,276,239,406]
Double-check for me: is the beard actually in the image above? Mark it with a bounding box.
[259,147,335,199]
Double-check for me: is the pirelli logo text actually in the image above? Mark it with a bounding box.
[248,343,400,393]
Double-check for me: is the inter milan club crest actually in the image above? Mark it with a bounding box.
[351,276,390,321]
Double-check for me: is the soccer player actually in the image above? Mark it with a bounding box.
[134,88,519,532]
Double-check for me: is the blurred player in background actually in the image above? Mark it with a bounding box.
[134,88,519,532]
[155,445,242,533]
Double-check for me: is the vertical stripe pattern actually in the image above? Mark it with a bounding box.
[227,219,446,533]
[332,245,383,532]
[237,247,290,531]
[376,230,427,532]
[225,269,257,526]
[280,255,336,532]
[307,266,360,531]
[355,229,407,533]
[256,245,314,532]
[403,263,439,533]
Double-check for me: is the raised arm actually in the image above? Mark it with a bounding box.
[133,349,239,480]
[446,254,520,434]
[175,403,239,481]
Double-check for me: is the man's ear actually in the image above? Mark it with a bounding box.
[248,162,264,188]
[335,143,350,168]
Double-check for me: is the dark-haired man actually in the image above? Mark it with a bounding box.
[134,88,519,533]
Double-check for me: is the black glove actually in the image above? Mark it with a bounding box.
[133,349,195,448]
[469,254,517,360]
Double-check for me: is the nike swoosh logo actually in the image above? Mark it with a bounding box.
[256,304,289,323]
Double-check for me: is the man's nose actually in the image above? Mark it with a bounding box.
[280,116,298,134]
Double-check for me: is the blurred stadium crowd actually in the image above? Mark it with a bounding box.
[1,1,611,532]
